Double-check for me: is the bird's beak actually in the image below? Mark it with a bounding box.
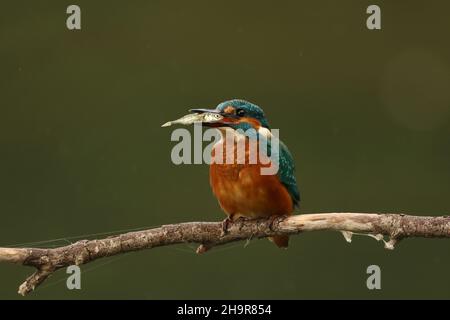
[189,108,219,114]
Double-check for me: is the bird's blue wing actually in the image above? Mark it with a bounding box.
[254,133,300,208]
[276,140,300,208]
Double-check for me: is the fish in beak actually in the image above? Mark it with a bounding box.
[161,109,236,128]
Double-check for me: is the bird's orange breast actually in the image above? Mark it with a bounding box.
[209,139,293,219]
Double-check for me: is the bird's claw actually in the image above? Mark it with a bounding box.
[221,217,232,236]
[268,215,281,231]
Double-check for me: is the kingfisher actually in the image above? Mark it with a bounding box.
[165,99,300,248]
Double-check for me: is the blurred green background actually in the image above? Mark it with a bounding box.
[1,0,450,299]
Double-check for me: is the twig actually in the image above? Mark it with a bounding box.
[1,212,449,296]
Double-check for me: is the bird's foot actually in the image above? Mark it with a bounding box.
[268,215,283,231]
[221,217,233,236]
[221,216,256,236]
[234,216,253,231]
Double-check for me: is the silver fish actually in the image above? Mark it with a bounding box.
[161,112,223,127]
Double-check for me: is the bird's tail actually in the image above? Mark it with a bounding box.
[269,235,289,248]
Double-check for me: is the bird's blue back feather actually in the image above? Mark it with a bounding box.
[277,141,300,208]
[259,135,300,208]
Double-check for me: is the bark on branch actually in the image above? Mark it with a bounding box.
[1,212,450,296]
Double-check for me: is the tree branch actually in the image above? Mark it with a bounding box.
[1,212,450,296]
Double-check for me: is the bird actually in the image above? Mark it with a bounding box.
[190,99,300,248]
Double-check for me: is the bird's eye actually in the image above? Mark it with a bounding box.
[236,109,246,117]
